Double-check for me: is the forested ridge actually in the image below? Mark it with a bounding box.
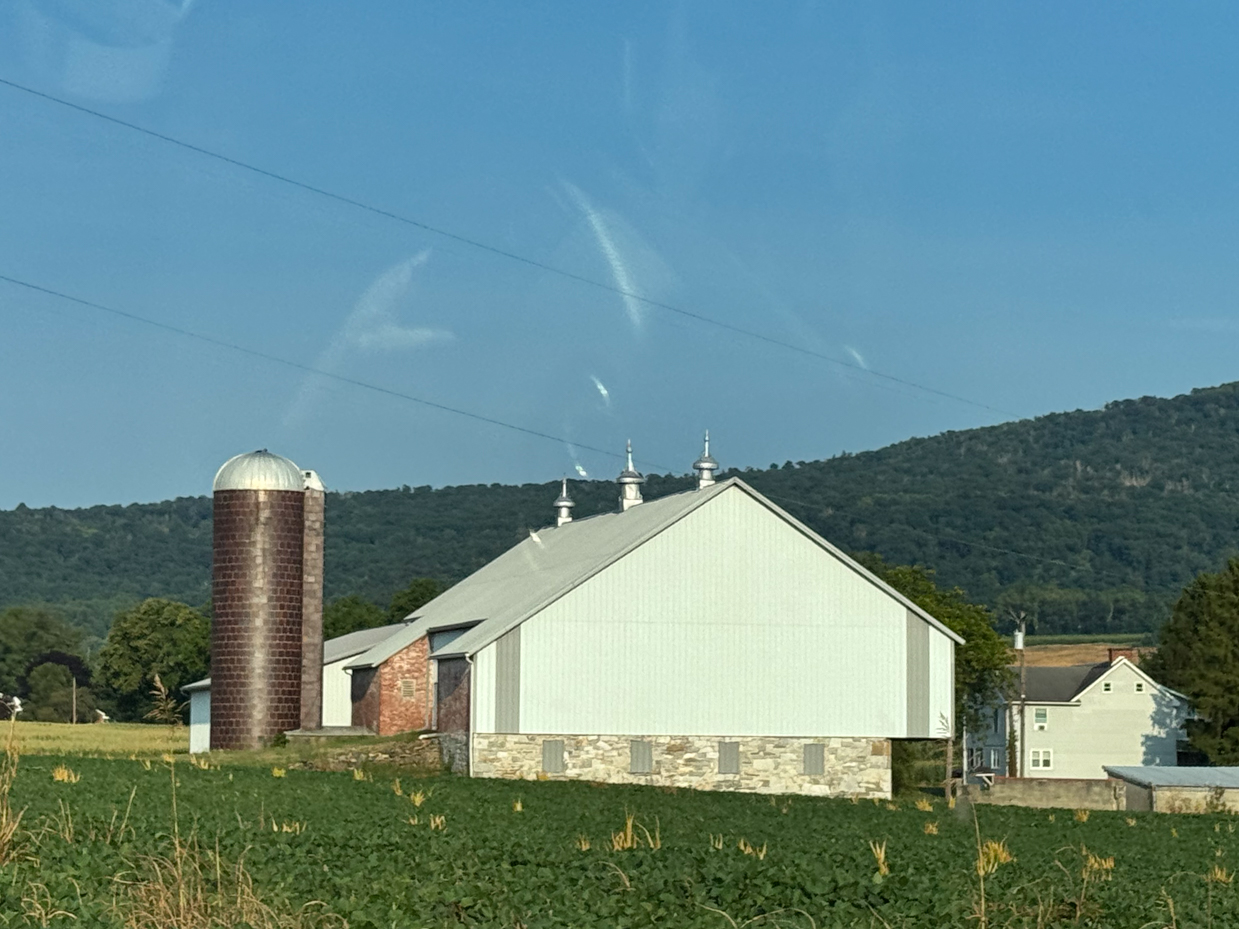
[7,380,1239,640]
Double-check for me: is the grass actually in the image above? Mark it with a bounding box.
[13,722,187,756]
[1018,633,1153,646]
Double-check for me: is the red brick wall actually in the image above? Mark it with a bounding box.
[376,636,432,735]
[211,489,305,750]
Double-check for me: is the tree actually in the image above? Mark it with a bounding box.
[96,599,209,721]
[26,662,95,723]
[856,553,1013,733]
[323,595,388,640]
[1144,558,1239,763]
[0,608,83,698]
[387,578,444,622]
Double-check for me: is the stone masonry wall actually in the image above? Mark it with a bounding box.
[472,734,891,798]
[377,637,432,735]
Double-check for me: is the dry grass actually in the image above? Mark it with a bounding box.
[869,839,890,876]
[14,721,187,757]
[1020,644,1153,667]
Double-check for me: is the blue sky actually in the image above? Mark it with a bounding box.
[2,3,1239,509]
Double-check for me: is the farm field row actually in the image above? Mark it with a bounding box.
[3,755,1236,927]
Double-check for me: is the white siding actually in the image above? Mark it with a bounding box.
[472,644,496,734]
[929,634,955,737]
[189,690,210,753]
[322,658,354,727]
[1021,663,1187,779]
[512,485,949,738]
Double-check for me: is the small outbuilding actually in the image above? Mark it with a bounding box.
[1105,766,1239,813]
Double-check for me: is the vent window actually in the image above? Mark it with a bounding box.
[399,679,417,700]
[541,740,564,774]
[1135,682,1145,693]
[1103,682,1112,693]
[629,740,652,774]
[803,743,825,776]
[718,741,740,775]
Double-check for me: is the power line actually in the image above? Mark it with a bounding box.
[0,75,1017,418]
[0,272,643,466]
[0,269,1140,584]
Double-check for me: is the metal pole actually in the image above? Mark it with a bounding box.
[1018,621,1027,778]
[71,678,76,725]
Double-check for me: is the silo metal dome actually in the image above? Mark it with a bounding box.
[213,450,304,492]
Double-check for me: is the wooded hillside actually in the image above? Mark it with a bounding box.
[7,381,1239,640]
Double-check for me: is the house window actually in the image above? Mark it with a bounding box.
[1030,749,1053,770]
[988,748,1005,771]
[1103,682,1112,693]
[398,679,417,700]
[803,743,825,776]
[992,709,1002,732]
[1135,682,1145,693]
[718,741,741,775]
[1034,708,1048,730]
[966,747,983,771]
[629,740,652,774]
[541,740,564,774]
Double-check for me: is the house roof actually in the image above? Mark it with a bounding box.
[353,477,962,666]
[1105,766,1239,789]
[1020,663,1111,703]
[180,622,411,693]
[1012,657,1189,705]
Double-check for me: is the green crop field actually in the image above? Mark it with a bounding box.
[2,754,1236,928]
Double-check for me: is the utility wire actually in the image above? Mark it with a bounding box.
[1,270,1132,585]
[0,272,640,465]
[0,75,1016,418]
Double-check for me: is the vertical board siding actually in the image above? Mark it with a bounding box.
[322,658,354,728]
[189,691,210,754]
[519,487,918,737]
[473,645,496,734]
[929,633,955,737]
[905,610,931,737]
[495,627,521,733]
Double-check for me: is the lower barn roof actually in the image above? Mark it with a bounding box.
[1104,766,1239,789]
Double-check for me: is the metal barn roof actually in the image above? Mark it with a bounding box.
[348,477,964,669]
[1105,766,1239,789]
[213,450,304,492]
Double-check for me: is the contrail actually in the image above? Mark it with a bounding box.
[591,375,611,405]
[844,346,868,370]
[563,182,644,329]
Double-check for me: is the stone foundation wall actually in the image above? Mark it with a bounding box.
[472,733,891,797]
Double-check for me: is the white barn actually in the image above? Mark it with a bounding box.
[184,623,406,753]
[373,441,962,798]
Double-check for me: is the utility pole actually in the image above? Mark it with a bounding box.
[71,677,77,725]
[1011,610,1028,778]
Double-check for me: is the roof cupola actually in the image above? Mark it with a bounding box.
[617,439,645,511]
[554,478,575,527]
[692,430,719,490]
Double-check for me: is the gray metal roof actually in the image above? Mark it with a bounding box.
[1020,663,1110,703]
[348,478,963,666]
[1105,766,1239,789]
[323,623,407,664]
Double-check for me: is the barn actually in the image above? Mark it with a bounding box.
[347,439,962,798]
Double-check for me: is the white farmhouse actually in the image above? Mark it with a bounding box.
[367,438,962,799]
[967,652,1190,780]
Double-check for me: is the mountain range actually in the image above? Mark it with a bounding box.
[7,381,1239,642]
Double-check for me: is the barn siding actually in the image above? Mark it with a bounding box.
[929,630,955,737]
[495,628,521,733]
[516,486,922,738]
[473,645,496,734]
[322,658,353,728]
[905,610,931,737]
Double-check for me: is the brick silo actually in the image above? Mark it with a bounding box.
[211,450,307,750]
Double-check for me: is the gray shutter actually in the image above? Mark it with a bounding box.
[541,739,564,774]
[718,741,740,775]
[629,740,652,774]
[803,743,825,776]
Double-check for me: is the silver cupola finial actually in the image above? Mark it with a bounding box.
[693,430,719,489]
[554,477,575,527]
[617,439,645,511]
